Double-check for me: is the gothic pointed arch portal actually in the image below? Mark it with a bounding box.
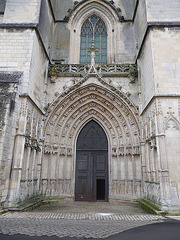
[42,83,142,201]
[76,120,108,201]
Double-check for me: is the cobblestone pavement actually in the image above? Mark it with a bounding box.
[0,201,166,239]
[0,218,165,239]
[0,211,165,221]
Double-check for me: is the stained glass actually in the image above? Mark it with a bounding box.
[80,15,107,64]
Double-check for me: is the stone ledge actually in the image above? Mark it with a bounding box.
[139,199,167,216]
[6,196,74,212]
[43,196,74,204]
[0,71,23,83]
[8,197,44,212]
[0,208,8,215]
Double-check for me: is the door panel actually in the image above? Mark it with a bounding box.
[75,152,92,201]
[96,153,106,171]
[75,150,108,201]
[77,178,89,196]
[78,154,88,171]
[75,120,108,202]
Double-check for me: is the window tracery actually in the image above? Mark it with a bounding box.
[80,15,107,64]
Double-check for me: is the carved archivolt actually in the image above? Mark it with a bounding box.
[44,84,140,156]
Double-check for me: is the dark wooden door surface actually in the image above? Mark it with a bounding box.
[75,121,108,202]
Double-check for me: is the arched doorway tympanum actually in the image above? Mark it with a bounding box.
[75,120,108,202]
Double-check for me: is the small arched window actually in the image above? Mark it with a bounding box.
[80,15,107,65]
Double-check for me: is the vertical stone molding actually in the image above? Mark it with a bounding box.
[8,96,44,206]
[140,98,180,210]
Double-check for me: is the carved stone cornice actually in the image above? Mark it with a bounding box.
[49,63,137,79]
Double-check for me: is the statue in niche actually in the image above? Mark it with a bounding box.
[126,132,131,146]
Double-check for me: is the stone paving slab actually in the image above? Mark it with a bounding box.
[30,201,146,215]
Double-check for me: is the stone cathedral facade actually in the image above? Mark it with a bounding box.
[0,0,180,212]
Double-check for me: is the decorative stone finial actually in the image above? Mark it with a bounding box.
[87,41,99,73]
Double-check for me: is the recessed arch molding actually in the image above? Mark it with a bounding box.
[44,84,140,155]
[42,83,141,200]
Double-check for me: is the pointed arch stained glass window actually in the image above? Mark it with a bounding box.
[80,15,107,64]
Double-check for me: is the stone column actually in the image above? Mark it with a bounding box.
[154,101,170,208]
[8,99,28,207]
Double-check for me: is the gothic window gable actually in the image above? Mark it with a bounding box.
[68,1,119,64]
[165,115,180,131]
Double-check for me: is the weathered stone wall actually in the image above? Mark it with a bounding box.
[114,0,137,20]
[28,33,49,109]
[0,29,34,88]
[0,29,48,109]
[0,72,22,207]
[140,97,180,210]
[38,0,54,57]
[50,0,137,21]
[138,31,155,111]
[138,24,180,209]
[3,0,41,24]
[117,22,136,63]
[140,99,163,207]
[134,0,147,57]
[0,0,6,13]
[0,0,5,23]
[51,0,73,20]
[138,27,180,116]
[151,27,180,95]
[134,0,180,57]
[146,0,180,22]
[8,96,44,207]
[162,98,180,209]
[0,0,51,207]
[51,22,70,63]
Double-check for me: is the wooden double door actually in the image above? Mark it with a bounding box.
[75,121,108,202]
[75,150,108,201]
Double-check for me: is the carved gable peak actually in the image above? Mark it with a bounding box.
[165,115,180,131]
